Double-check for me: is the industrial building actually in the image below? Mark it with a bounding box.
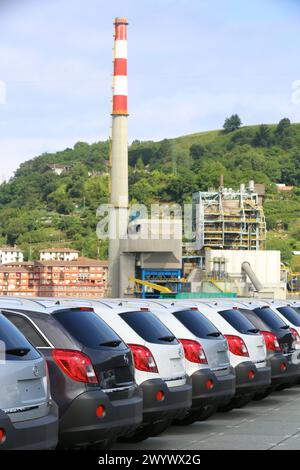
[192,181,266,252]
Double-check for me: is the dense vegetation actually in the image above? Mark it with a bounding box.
[0,118,299,265]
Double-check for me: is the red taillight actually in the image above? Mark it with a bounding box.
[52,349,98,384]
[248,370,255,380]
[290,328,300,342]
[128,344,158,373]
[261,331,281,352]
[0,429,5,444]
[179,339,208,364]
[224,335,249,357]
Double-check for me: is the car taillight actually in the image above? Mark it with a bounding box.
[179,339,208,364]
[128,344,158,373]
[0,429,5,444]
[261,331,281,352]
[52,349,98,384]
[224,335,249,357]
[290,328,300,342]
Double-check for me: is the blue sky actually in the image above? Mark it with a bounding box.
[0,0,299,179]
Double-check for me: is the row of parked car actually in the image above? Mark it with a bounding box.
[1,296,300,449]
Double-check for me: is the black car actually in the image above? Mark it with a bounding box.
[0,302,143,449]
[237,302,300,393]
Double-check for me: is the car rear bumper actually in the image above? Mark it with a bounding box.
[140,378,192,425]
[235,361,271,396]
[0,401,58,450]
[269,354,300,386]
[190,368,236,409]
[59,385,143,448]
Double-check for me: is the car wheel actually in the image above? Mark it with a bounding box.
[218,394,253,412]
[233,393,254,408]
[87,438,116,450]
[173,404,217,425]
[253,387,273,400]
[119,419,171,443]
[275,383,291,391]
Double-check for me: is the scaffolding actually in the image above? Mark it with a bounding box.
[192,186,266,251]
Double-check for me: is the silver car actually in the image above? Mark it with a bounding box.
[0,313,58,449]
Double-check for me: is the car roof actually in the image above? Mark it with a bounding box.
[0,296,141,316]
[110,298,202,314]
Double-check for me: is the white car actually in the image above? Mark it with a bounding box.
[106,298,235,423]
[162,298,271,410]
[47,298,192,441]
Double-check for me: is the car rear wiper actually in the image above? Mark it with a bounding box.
[207,331,221,337]
[6,348,30,357]
[247,328,260,334]
[158,335,176,342]
[280,325,290,330]
[100,340,122,347]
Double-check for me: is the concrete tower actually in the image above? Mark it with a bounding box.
[108,17,129,297]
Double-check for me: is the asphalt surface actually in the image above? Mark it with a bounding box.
[113,384,300,450]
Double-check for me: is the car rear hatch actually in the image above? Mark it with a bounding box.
[119,310,186,387]
[253,307,295,356]
[0,314,49,423]
[52,308,135,390]
[217,308,267,367]
[171,308,231,376]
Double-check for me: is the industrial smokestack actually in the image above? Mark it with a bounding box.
[108,17,129,297]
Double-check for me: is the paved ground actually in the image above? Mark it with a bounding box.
[113,384,300,450]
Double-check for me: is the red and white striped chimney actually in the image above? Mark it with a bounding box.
[112,17,128,115]
[109,17,129,297]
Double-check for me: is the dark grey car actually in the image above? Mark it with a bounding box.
[0,313,58,449]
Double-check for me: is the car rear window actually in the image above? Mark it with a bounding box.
[238,308,267,331]
[119,310,179,345]
[172,309,222,339]
[53,309,125,350]
[277,307,300,327]
[0,313,40,361]
[218,309,259,334]
[253,307,288,331]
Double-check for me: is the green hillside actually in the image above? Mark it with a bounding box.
[0,118,299,264]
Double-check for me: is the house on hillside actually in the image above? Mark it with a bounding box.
[39,248,79,262]
[0,246,24,264]
[46,163,71,175]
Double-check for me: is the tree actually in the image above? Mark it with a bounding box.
[253,125,272,147]
[276,118,291,136]
[135,157,145,171]
[158,139,172,162]
[190,144,206,160]
[223,114,242,133]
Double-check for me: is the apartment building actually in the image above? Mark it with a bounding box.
[0,258,108,297]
